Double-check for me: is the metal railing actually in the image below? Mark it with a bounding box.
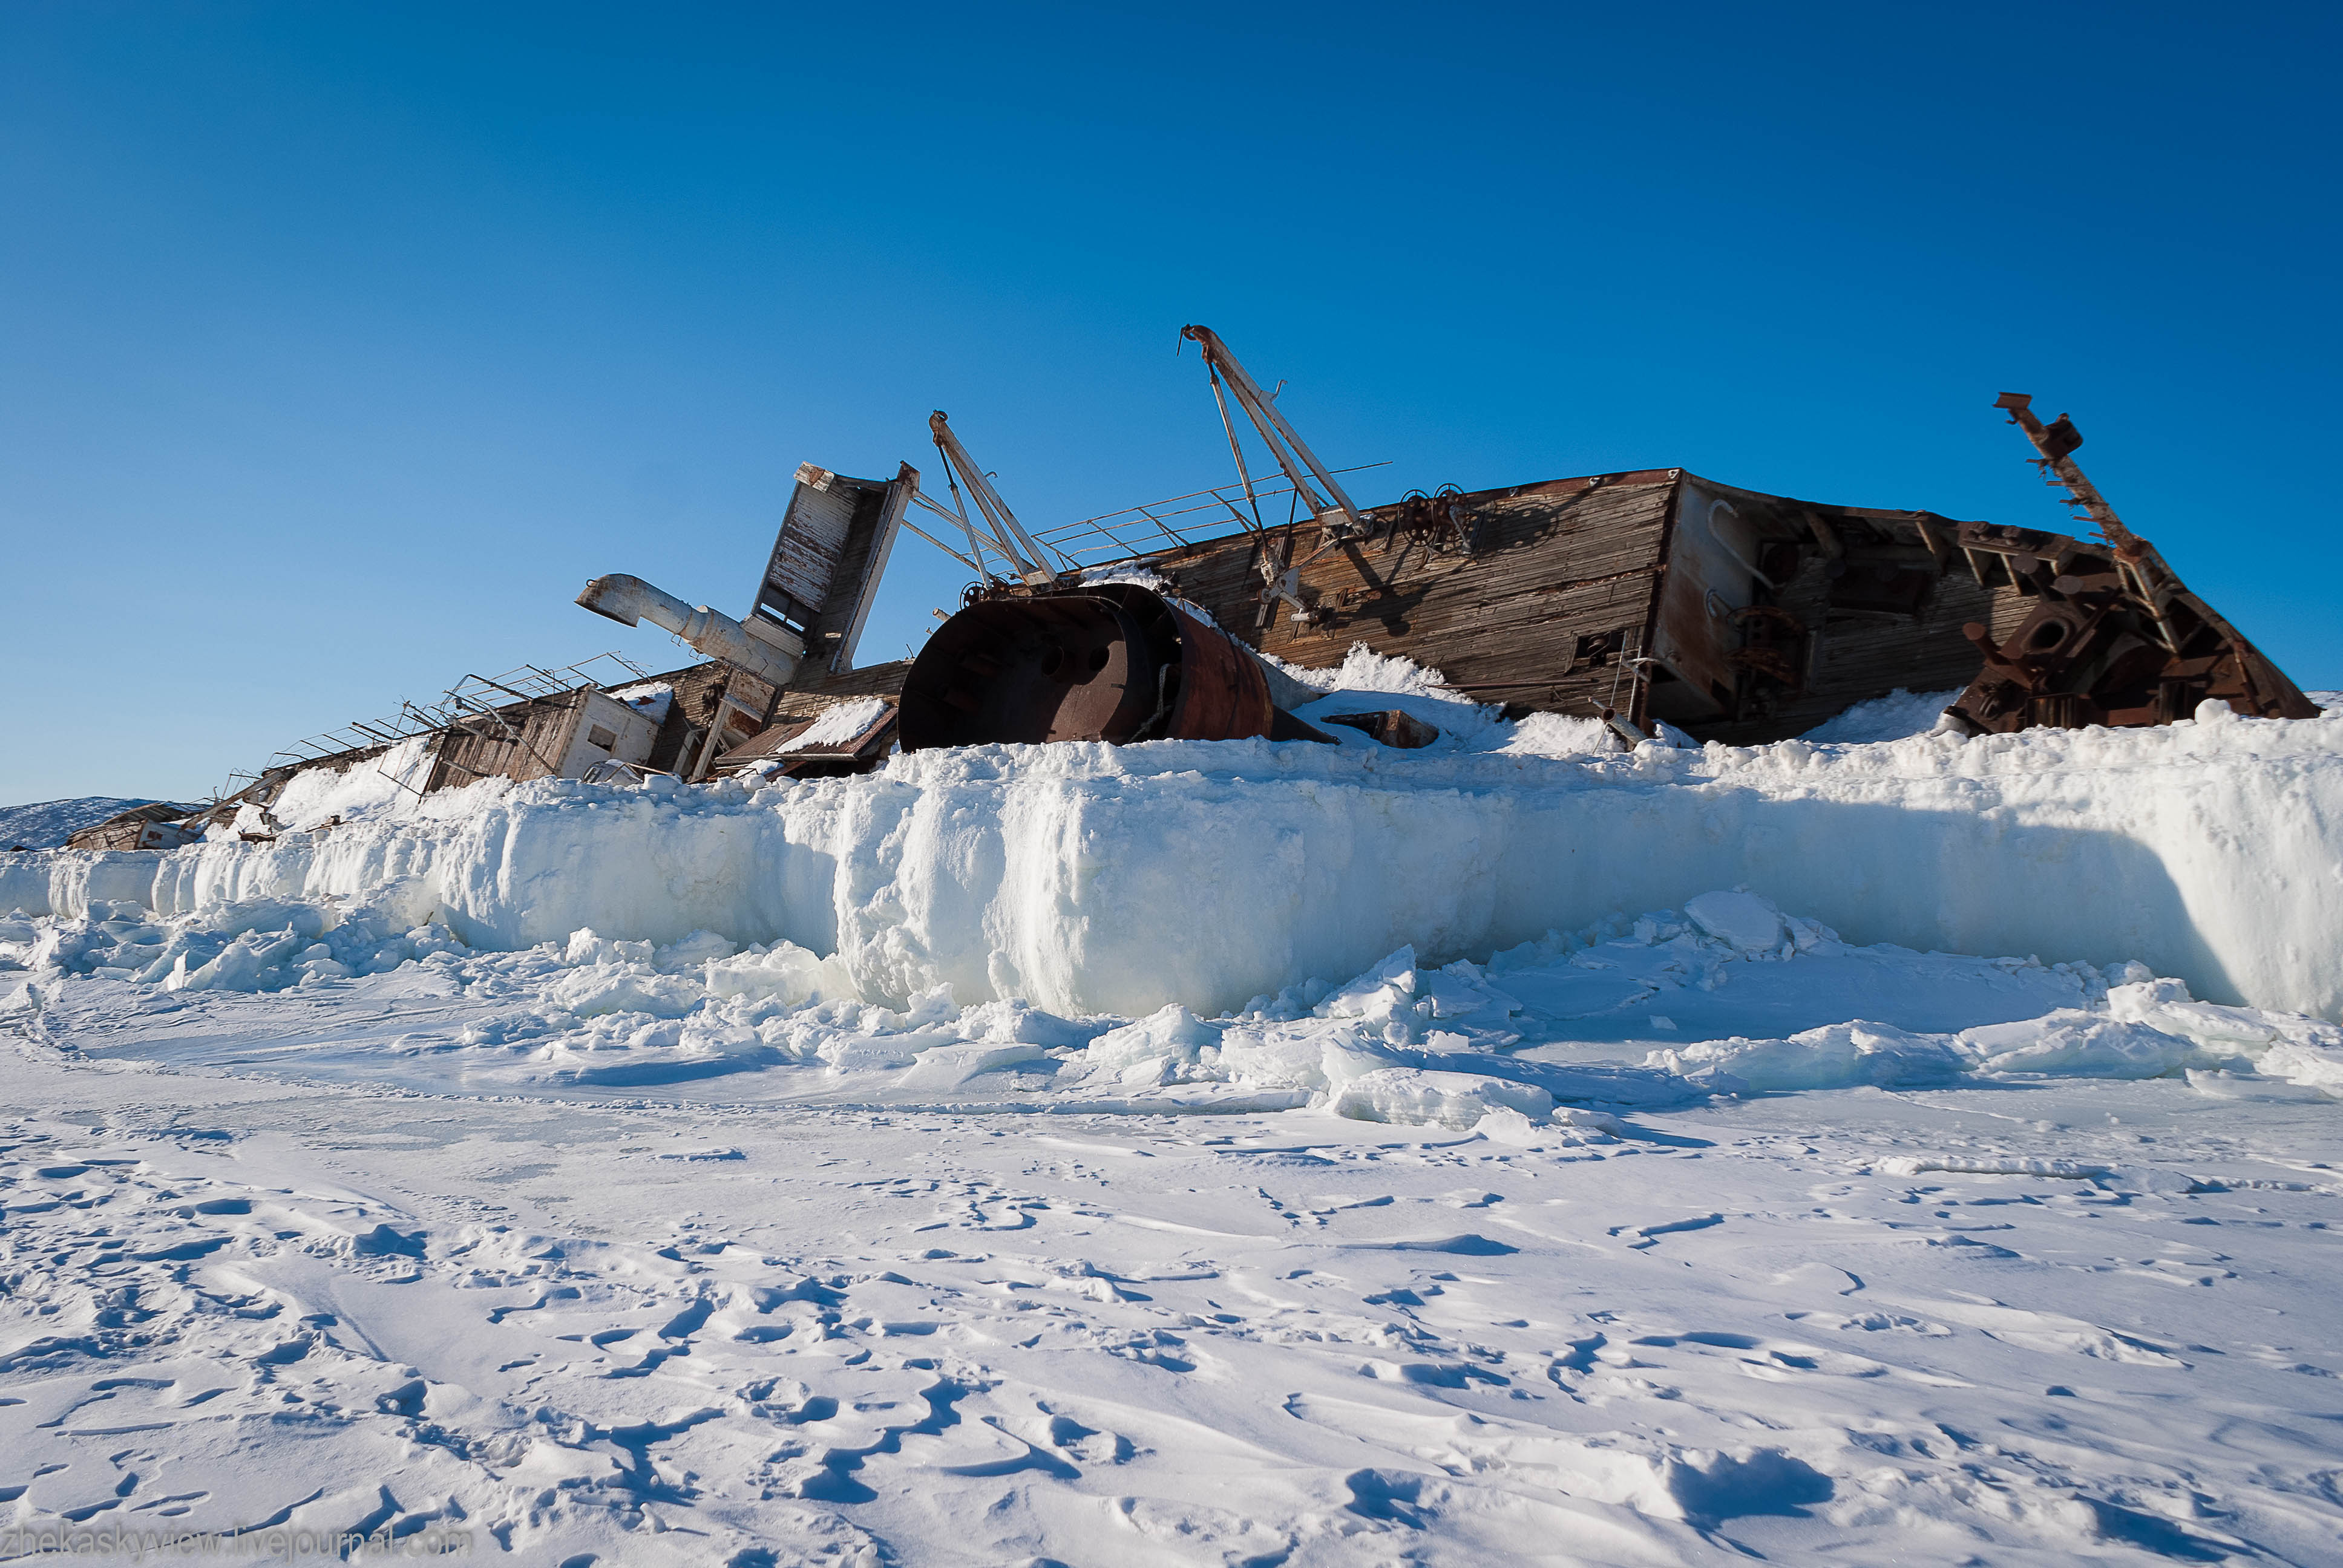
[1022,463,1392,572]
[263,652,650,769]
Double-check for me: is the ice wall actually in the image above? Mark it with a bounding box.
[5,706,2339,1019]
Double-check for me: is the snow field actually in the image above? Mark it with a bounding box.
[4,1045,2340,1566]
[4,682,2343,1562]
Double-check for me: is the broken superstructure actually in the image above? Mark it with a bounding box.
[106,329,2315,848]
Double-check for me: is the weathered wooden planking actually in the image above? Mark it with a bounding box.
[760,479,857,618]
[787,483,886,658]
[428,694,583,790]
[1139,479,1678,703]
[762,465,2048,746]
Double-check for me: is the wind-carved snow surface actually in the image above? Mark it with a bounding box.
[5,670,2343,1562]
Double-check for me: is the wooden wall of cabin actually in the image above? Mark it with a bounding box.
[629,659,908,774]
[620,661,765,775]
[773,657,915,710]
[1113,472,2045,745]
[1690,545,2027,743]
[791,480,893,673]
[427,694,585,791]
[1097,475,1680,723]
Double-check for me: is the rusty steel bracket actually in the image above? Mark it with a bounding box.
[927,412,1059,587]
[1181,325,1368,544]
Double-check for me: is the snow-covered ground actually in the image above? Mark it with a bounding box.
[4,679,2342,1563]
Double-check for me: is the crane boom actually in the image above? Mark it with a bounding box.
[926,411,1057,586]
[1179,325,1367,540]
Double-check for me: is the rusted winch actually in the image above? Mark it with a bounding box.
[900,584,1325,751]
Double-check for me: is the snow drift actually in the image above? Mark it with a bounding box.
[4,697,2341,1022]
[11,881,2343,1124]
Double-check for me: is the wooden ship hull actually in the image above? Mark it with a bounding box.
[770,373,2314,751]
[783,464,2314,748]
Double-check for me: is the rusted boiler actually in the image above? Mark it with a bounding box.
[898,584,1328,751]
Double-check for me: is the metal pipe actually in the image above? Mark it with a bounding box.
[1704,500,1778,590]
[575,573,802,688]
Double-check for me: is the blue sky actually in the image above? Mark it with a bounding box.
[4,1,2336,805]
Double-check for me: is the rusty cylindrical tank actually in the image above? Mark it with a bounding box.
[899,584,1283,751]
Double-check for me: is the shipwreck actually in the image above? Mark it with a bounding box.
[68,327,2315,847]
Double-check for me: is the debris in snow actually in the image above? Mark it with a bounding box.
[59,799,206,851]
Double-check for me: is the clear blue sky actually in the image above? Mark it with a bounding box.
[4,1,2336,805]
